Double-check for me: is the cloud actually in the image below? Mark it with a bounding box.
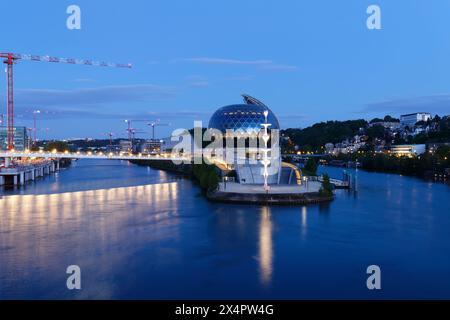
[260,64,298,71]
[12,104,210,121]
[224,75,254,81]
[73,78,97,83]
[0,84,180,120]
[176,57,272,66]
[185,75,210,87]
[175,57,298,72]
[364,94,450,115]
[278,113,309,120]
[10,84,177,109]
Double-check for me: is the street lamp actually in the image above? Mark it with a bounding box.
[33,110,41,146]
[261,110,271,191]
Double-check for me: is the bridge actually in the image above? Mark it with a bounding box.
[282,153,328,158]
[0,151,189,162]
[0,151,190,186]
[317,175,350,189]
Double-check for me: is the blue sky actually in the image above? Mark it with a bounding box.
[1,0,450,139]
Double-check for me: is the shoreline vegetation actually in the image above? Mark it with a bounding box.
[130,159,334,205]
[331,151,450,180]
[281,115,450,183]
[36,113,449,184]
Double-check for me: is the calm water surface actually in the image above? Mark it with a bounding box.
[0,159,449,299]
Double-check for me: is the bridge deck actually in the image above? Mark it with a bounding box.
[0,152,189,162]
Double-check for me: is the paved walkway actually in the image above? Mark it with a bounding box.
[218,181,322,194]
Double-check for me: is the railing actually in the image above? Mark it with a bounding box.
[0,151,191,162]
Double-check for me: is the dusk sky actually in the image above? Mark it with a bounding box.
[1,0,450,139]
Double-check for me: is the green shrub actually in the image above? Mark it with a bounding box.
[192,163,220,191]
[319,174,333,197]
[304,158,318,176]
[207,171,220,191]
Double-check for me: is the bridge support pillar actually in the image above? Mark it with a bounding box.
[56,160,60,171]
[19,172,24,185]
[13,175,18,186]
[0,176,4,186]
[5,157,11,167]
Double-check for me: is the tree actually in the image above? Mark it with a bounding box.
[44,141,70,152]
[199,171,209,190]
[281,119,368,152]
[304,157,318,175]
[384,115,399,122]
[207,171,219,191]
[366,124,385,139]
[319,174,333,197]
[370,118,384,124]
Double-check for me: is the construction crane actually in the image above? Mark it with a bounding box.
[124,119,152,141]
[103,132,115,151]
[27,126,49,149]
[1,52,132,150]
[148,121,170,140]
[130,129,147,140]
[125,120,132,141]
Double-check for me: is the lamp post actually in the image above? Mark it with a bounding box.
[33,110,40,146]
[261,110,271,191]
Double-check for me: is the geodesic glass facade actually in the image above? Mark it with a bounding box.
[208,104,280,135]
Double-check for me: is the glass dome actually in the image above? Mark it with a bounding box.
[208,104,280,135]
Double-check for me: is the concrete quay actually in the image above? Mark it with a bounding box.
[0,159,60,186]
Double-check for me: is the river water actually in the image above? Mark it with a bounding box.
[0,159,449,299]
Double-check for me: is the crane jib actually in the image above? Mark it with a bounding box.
[0,51,132,150]
[0,52,131,68]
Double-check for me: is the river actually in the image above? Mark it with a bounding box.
[1,159,449,299]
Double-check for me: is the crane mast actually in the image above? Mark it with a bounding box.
[1,52,131,150]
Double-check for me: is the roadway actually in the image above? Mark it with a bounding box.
[0,151,190,162]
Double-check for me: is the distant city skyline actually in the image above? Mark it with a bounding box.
[1,0,450,139]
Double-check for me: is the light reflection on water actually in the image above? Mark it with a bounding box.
[1,160,450,299]
[258,206,273,286]
[0,182,180,299]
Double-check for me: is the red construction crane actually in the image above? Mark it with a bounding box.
[1,52,132,150]
[103,132,115,151]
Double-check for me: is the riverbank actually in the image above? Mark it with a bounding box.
[207,189,333,205]
[131,159,334,205]
[129,159,191,175]
[325,154,450,184]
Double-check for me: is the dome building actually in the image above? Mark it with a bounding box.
[208,100,280,136]
[206,95,301,186]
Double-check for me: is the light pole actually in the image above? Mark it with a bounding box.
[33,110,40,146]
[261,110,271,191]
[27,128,33,149]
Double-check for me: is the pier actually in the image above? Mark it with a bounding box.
[0,159,59,186]
[0,150,189,187]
